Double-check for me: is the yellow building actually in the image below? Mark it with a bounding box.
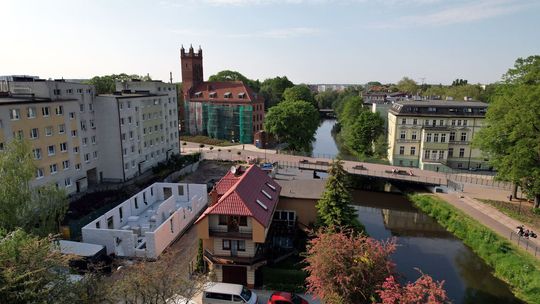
[387,100,489,171]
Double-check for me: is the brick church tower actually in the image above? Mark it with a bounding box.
[180,45,203,97]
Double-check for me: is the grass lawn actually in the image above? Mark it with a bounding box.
[181,135,237,146]
[261,255,307,293]
[477,198,540,231]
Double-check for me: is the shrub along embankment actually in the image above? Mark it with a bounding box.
[409,194,540,304]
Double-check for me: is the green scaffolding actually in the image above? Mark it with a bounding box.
[185,102,253,144]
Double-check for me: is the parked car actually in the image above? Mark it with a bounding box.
[202,282,257,304]
[267,291,309,304]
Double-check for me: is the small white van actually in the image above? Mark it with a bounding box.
[202,283,258,304]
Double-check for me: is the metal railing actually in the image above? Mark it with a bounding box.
[509,231,540,257]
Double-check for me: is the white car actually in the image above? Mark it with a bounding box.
[202,282,258,304]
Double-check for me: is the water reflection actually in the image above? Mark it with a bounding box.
[351,192,522,304]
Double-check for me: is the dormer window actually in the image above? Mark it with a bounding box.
[194,92,203,98]
[256,199,268,210]
[238,92,246,99]
[209,92,217,98]
[261,189,272,200]
[224,92,232,98]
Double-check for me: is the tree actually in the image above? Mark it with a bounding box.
[376,272,450,304]
[0,139,68,236]
[264,100,319,152]
[344,111,385,157]
[208,70,260,92]
[397,77,418,94]
[337,95,364,128]
[260,76,294,108]
[451,79,468,86]
[304,228,396,304]
[282,84,316,108]
[314,90,339,109]
[195,239,205,273]
[316,160,362,231]
[86,73,152,94]
[0,229,72,304]
[474,55,540,207]
[112,253,207,304]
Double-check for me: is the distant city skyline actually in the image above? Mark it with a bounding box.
[1,0,539,85]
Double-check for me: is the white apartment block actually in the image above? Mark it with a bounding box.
[94,80,180,182]
[387,100,489,171]
[82,182,207,259]
[0,78,99,195]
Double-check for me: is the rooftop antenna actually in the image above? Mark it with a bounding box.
[170,72,173,84]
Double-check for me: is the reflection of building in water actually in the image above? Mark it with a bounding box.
[382,209,447,236]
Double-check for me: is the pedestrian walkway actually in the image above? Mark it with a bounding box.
[436,192,540,258]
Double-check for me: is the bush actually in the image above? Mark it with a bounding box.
[409,194,540,304]
[533,208,540,215]
[262,267,307,293]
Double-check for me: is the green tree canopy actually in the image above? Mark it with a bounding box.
[208,70,261,92]
[264,100,319,152]
[282,84,316,108]
[314,90,339,109]
[86,73,152,94]
[0,139,68,236]
[316,160,362,231]
[337,95,364,127]
[343,111,385,157]
[474,55,540,207]
[397,77,418,94]
[260,76,294,108]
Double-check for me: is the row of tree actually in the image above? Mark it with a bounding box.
[308,160,449,303]
[86,73,152,94]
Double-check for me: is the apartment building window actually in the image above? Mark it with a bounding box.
[131,160,135,168]
[448,148,454,158]
[432,120,436,127]
[82,137,88,146]
[424,150,430,159]
[81,120,87,131]
[90,120,95,129]
[48,145,55,156]
[441,134,447,143]
[121,133,126,141]
[463,119,468,126]
[119,102,123,109]
[410,147,416,156]
[123,148,128,156]
[412,131,417,140]
[75,163,81,170]
[14,130,24,139]
[459,148,465,158]
[55,106,63,115]
[457,120,462,126]
[42,107,50,117]
[91,136,96,144]
[120,118,125,125]
[128,116,132,124]
[129,131,133,140]
[36,168,44,179]
[401,118,407,125]
[64,178,71,187]
[426,133,432,142]
[66,89,73,94]
[439,151,444,159]
[71,130,77,137]
[33,148,42,160]
[73,146,79,153]
[400,131,406,139]
[84,153,90,163]
[131,145,135,153]
[434,134,439,142]
[413,118,417,125]
[238,240,246,252]
[142,114,146,121]
[77,88,83,94]
[89,103,93,111]
[439,120,444,126]
[449,132,455,141]
[27,107,36,118]
[80,104,84,112]
[9,109,20,120]
[53,89,61,95]
[60,142,67,152]
[124,163,129,170]
[30,128,39,139]
[222,240,230,250]
[93,151,98,159]
[461,132,467,141]
[62,160,70,170]
[399,146,405,155]
[50,164,58,174]
[59,124,65,134]
[69,112,75,119]
[127,101,131,108]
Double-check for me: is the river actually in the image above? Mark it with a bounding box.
[309,119,521,303]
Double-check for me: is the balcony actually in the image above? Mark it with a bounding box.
[209,226,252,240]
[204,249,267,266]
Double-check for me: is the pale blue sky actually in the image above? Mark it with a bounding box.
[1,0,539,84]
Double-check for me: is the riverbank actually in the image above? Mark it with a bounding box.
[409,193,540,304]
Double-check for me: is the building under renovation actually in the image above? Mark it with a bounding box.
[181,46,265,144]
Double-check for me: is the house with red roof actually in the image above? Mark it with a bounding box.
[181,46,265,144]
[195,164,282,288]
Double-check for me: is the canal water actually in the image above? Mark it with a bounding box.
[350,191,521,303]
[309,120,520,303]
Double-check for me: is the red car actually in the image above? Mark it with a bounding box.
[267,291,309,304]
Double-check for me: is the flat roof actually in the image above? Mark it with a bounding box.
[59,240,104,257]
[0,96,78,105]
[394,100,488,107]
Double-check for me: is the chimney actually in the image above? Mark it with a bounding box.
[208,188,219,206]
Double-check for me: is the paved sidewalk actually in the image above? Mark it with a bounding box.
[436,192,540,258]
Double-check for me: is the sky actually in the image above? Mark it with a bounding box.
[1,0,539,85]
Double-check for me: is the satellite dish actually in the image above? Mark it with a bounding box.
[230,166,237,174]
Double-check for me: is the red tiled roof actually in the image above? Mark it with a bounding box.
[214,171,240,195]
[187,81,263,103]
[196,165,281,228]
